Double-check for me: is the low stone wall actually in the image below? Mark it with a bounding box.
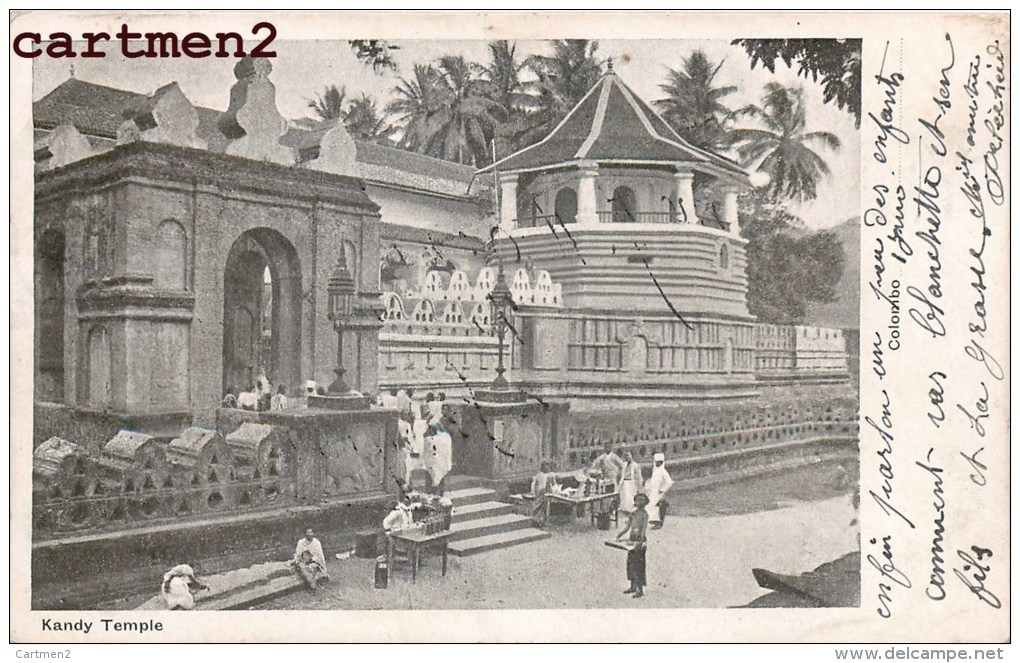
[31,495,390,610]
[560,397,858,468]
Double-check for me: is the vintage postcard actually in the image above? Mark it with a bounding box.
[9,10,1010,645]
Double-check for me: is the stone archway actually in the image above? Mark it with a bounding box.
[222,229,302,397]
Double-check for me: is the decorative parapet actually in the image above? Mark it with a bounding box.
[377,266,562,390]
[218,58,296,166]
[99,430,171,492]
[793,326,849,370]
[116,82,207,150]
[224,422,288,480]
[381,292,491,336]
[381,266,562,336]
[753,323,849,376]
[167,428,235,484]
[32,423,297,539]
[34,437,87,482]
[409,267,562,308]
[34,124,98,173]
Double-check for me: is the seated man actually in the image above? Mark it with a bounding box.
[290,528,330,591]
[161,564,208,610]
[382,496,415,533]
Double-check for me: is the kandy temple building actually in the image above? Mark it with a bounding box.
[29,58,856,602]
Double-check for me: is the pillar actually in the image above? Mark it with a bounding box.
[674,170,695,223]
[576,163,599,226]
[722,186,740,235]
[499,174,518,234]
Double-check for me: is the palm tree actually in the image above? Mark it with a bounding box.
[386,64,446,154]
[655,50,737,152]
[481,40,532,157]
[344,93,393,142]
[730,83,841,202]
[386,58,501,165]
[521,40,604,146]
[307,84,347,122]
[430,55,502,165]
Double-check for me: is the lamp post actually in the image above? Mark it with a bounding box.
[327,246,356,395]
[488,260,514,391]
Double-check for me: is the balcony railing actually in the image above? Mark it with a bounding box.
[512,212,730,231]
[516,214,563,229]
[598,211,675,224]
[597,211,730,230]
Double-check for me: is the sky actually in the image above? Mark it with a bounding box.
[33,39,860,229]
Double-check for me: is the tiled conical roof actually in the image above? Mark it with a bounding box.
[479,71,747,180]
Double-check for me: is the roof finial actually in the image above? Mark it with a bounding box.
[69,62,76,79]
[606,57,614,73]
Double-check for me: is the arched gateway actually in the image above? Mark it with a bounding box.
[223,229,302,398]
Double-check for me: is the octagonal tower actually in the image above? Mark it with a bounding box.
[479,68,758,403]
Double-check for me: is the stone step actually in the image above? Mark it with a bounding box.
[448,528,552,557]
[450,500,515,524]
[201,574,304,611]
[448,513,533,541]
[446,486,498,507]
[135,561,305,611]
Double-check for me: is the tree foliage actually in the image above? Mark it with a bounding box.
[481,40,534,158]
[386,58,501,165]
[732,38,861,127]
[739,191,845,324]
[307,84,348,122]
[655,50,737,152]
[306,85,393,143]
[731,83,841,202]
[518,40,605,148]
[349,40,400,73]
[344,93,394,142]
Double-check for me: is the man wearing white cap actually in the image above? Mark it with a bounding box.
[645,453,674,529]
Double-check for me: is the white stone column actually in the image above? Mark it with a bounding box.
[576,163,600,226]
[674,170,695,223]
[722,186,740,235]
[499,174,518,234]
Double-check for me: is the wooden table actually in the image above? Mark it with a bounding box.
[386,528,452,583]
[546,491,619,527]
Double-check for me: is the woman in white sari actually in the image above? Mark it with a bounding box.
[617,451,642,515]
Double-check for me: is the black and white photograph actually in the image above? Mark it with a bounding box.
[10,10,1010,646]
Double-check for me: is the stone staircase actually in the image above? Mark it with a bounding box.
[446,486,550,556]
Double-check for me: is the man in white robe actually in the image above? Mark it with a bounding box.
[424,405,454,493]
[291,528,330,591]
[645,453,674,529]
[382,499,415,532]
